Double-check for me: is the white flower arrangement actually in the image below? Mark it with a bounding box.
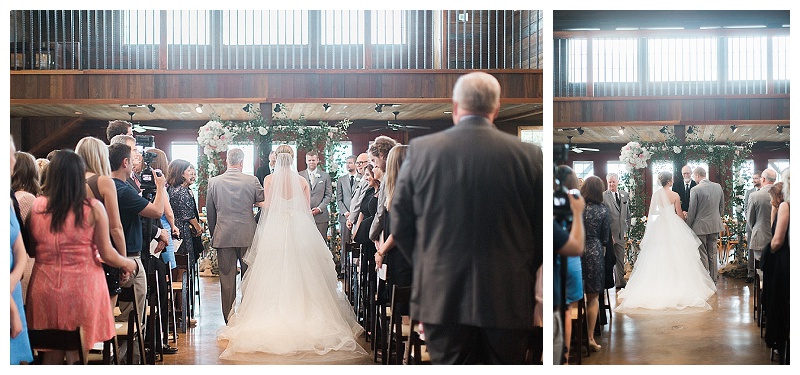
[197,120,233,157]
[258,126,269,136]
[619,141,652,170]
[673,146,682,154]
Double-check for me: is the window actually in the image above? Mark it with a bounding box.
[230,144,256,176]
[648,38,717,82]
[728,36,767,81]
[572,161,594,180]
[594,38,638,83]
[125,10,210,45]
[170,142,200,207]
[773,35,790,80]
[650,160,674,192]
[567,39,588,83]
[321,10,406,45]
[519,126,543,147]
[606,161,628,180]
[222,10,309,45]
[768,159,790,182]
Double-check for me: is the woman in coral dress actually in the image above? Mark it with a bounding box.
[25,150,136,364]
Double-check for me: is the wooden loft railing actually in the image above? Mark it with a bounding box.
[10,10,542,71]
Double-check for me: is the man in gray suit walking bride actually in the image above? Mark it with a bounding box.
[686,167,725,283]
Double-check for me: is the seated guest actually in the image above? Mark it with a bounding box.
[25,150,136,364]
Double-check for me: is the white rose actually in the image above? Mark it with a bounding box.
[673,146,681,154]
[258,127,268,136]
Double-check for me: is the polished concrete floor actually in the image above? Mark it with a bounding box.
[573,275,780,365]
[159,273,374,365]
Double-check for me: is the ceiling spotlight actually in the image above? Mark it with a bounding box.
[147,104,156,113]
[618,126,625,135]
[375,104,383,113]
[730,125,738,133]
[323,103,331,113]
[659,126,668,134]
[243,103,253,112]
[687,126,694,134]
[577,127,585,135]
[777,125,785,134]
[274,103,281,113]
[195,104,203,114]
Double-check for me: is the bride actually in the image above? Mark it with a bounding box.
[615,171,717,313]
[217,145,366,362]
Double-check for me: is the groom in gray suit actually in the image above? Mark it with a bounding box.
[603,173,631,289]
[206,148,265,322]
[300,150,332,242]
[686,167,725,283]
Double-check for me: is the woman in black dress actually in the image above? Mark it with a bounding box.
[579,175,610,352]
[762,171,789,364]
[167,159,203,264]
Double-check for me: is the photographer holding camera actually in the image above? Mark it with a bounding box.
[553,146,586,365]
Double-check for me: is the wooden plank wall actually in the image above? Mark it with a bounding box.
[11,70,543,103]
[553,96,790,125]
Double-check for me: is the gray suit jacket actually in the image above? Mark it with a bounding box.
[348,177,369,224]
[206,168,265,248]
[300,168,332,224]
[391,115,543,329]
[686,179,725,236]
[743,186,757,238]
[336,173,358,218]
[746,184,774,251]
[602,189,631,244]
[369,180,387,241]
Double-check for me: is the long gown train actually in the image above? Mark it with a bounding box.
[615,187,716,314]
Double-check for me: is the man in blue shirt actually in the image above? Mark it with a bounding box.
[108,143,168,333]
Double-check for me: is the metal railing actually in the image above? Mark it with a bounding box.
[10,10,542,71]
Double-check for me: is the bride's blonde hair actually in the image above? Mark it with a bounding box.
[275,144,294,158]
[658,171,673,187]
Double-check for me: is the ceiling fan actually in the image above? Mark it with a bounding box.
[128,112,168,133]
[367,111,431,132]
[567,136,599,153]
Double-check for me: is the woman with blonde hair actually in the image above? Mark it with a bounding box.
[375,145,412,296]
[75,136,127,305]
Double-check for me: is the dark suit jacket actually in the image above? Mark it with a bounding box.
[391,115,543,330]
[672,179,697,212]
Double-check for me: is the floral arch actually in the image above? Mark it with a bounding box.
[618,127,754,273]
[196,105,352,265]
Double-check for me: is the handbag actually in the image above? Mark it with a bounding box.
[190,194,205,261]
[353,215,374,244]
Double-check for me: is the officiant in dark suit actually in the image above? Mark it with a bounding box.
[672,165,697,215]
[391,72,542,364]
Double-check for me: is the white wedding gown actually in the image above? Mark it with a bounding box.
[615,187,717,314]
[217,153,366,362]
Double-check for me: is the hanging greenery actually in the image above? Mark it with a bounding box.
[619,128,754,268]
[196,104,352,265]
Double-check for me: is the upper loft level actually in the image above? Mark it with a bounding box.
[11,10,542,71]
[553,10,790,97]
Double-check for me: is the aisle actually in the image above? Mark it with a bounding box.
[160,274,374,365]
[579,275,779,365]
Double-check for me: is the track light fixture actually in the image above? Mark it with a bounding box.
[274,103,281,113]
[195,104,203,114]
[577,127,585,135]
[777,125,785,134]
[375,104,383,113]
[323,103,331,113]
[243,103,253,113]
[659,126,668,134]
[147,104,156,113]
[730,125,738,133]
[686,125,694,134]
[618,126,625,135]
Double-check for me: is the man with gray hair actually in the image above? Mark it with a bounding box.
[206,148,265,322]
[603,172,631,289]
[745,168,777,283]
[392,72,542,364]
[686,167,725,283]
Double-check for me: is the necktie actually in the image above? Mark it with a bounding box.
[615,191,621,207]
[350,175,354,190]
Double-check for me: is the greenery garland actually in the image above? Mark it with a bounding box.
[619,127,754,267]
[196,104,352,266]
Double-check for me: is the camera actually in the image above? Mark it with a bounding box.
[139,150,162,200]
[554,144,577,225]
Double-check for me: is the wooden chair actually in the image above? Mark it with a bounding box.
[386,285,412,365]
[174,253,191,332]
[404,320,431,364]
[164,268,178,344]
[28,327,87,365]
[569,297,590,364]
[116,286,146,365]
[88,337,118,364]
[145,270,164,364]
[372,264,388,363]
